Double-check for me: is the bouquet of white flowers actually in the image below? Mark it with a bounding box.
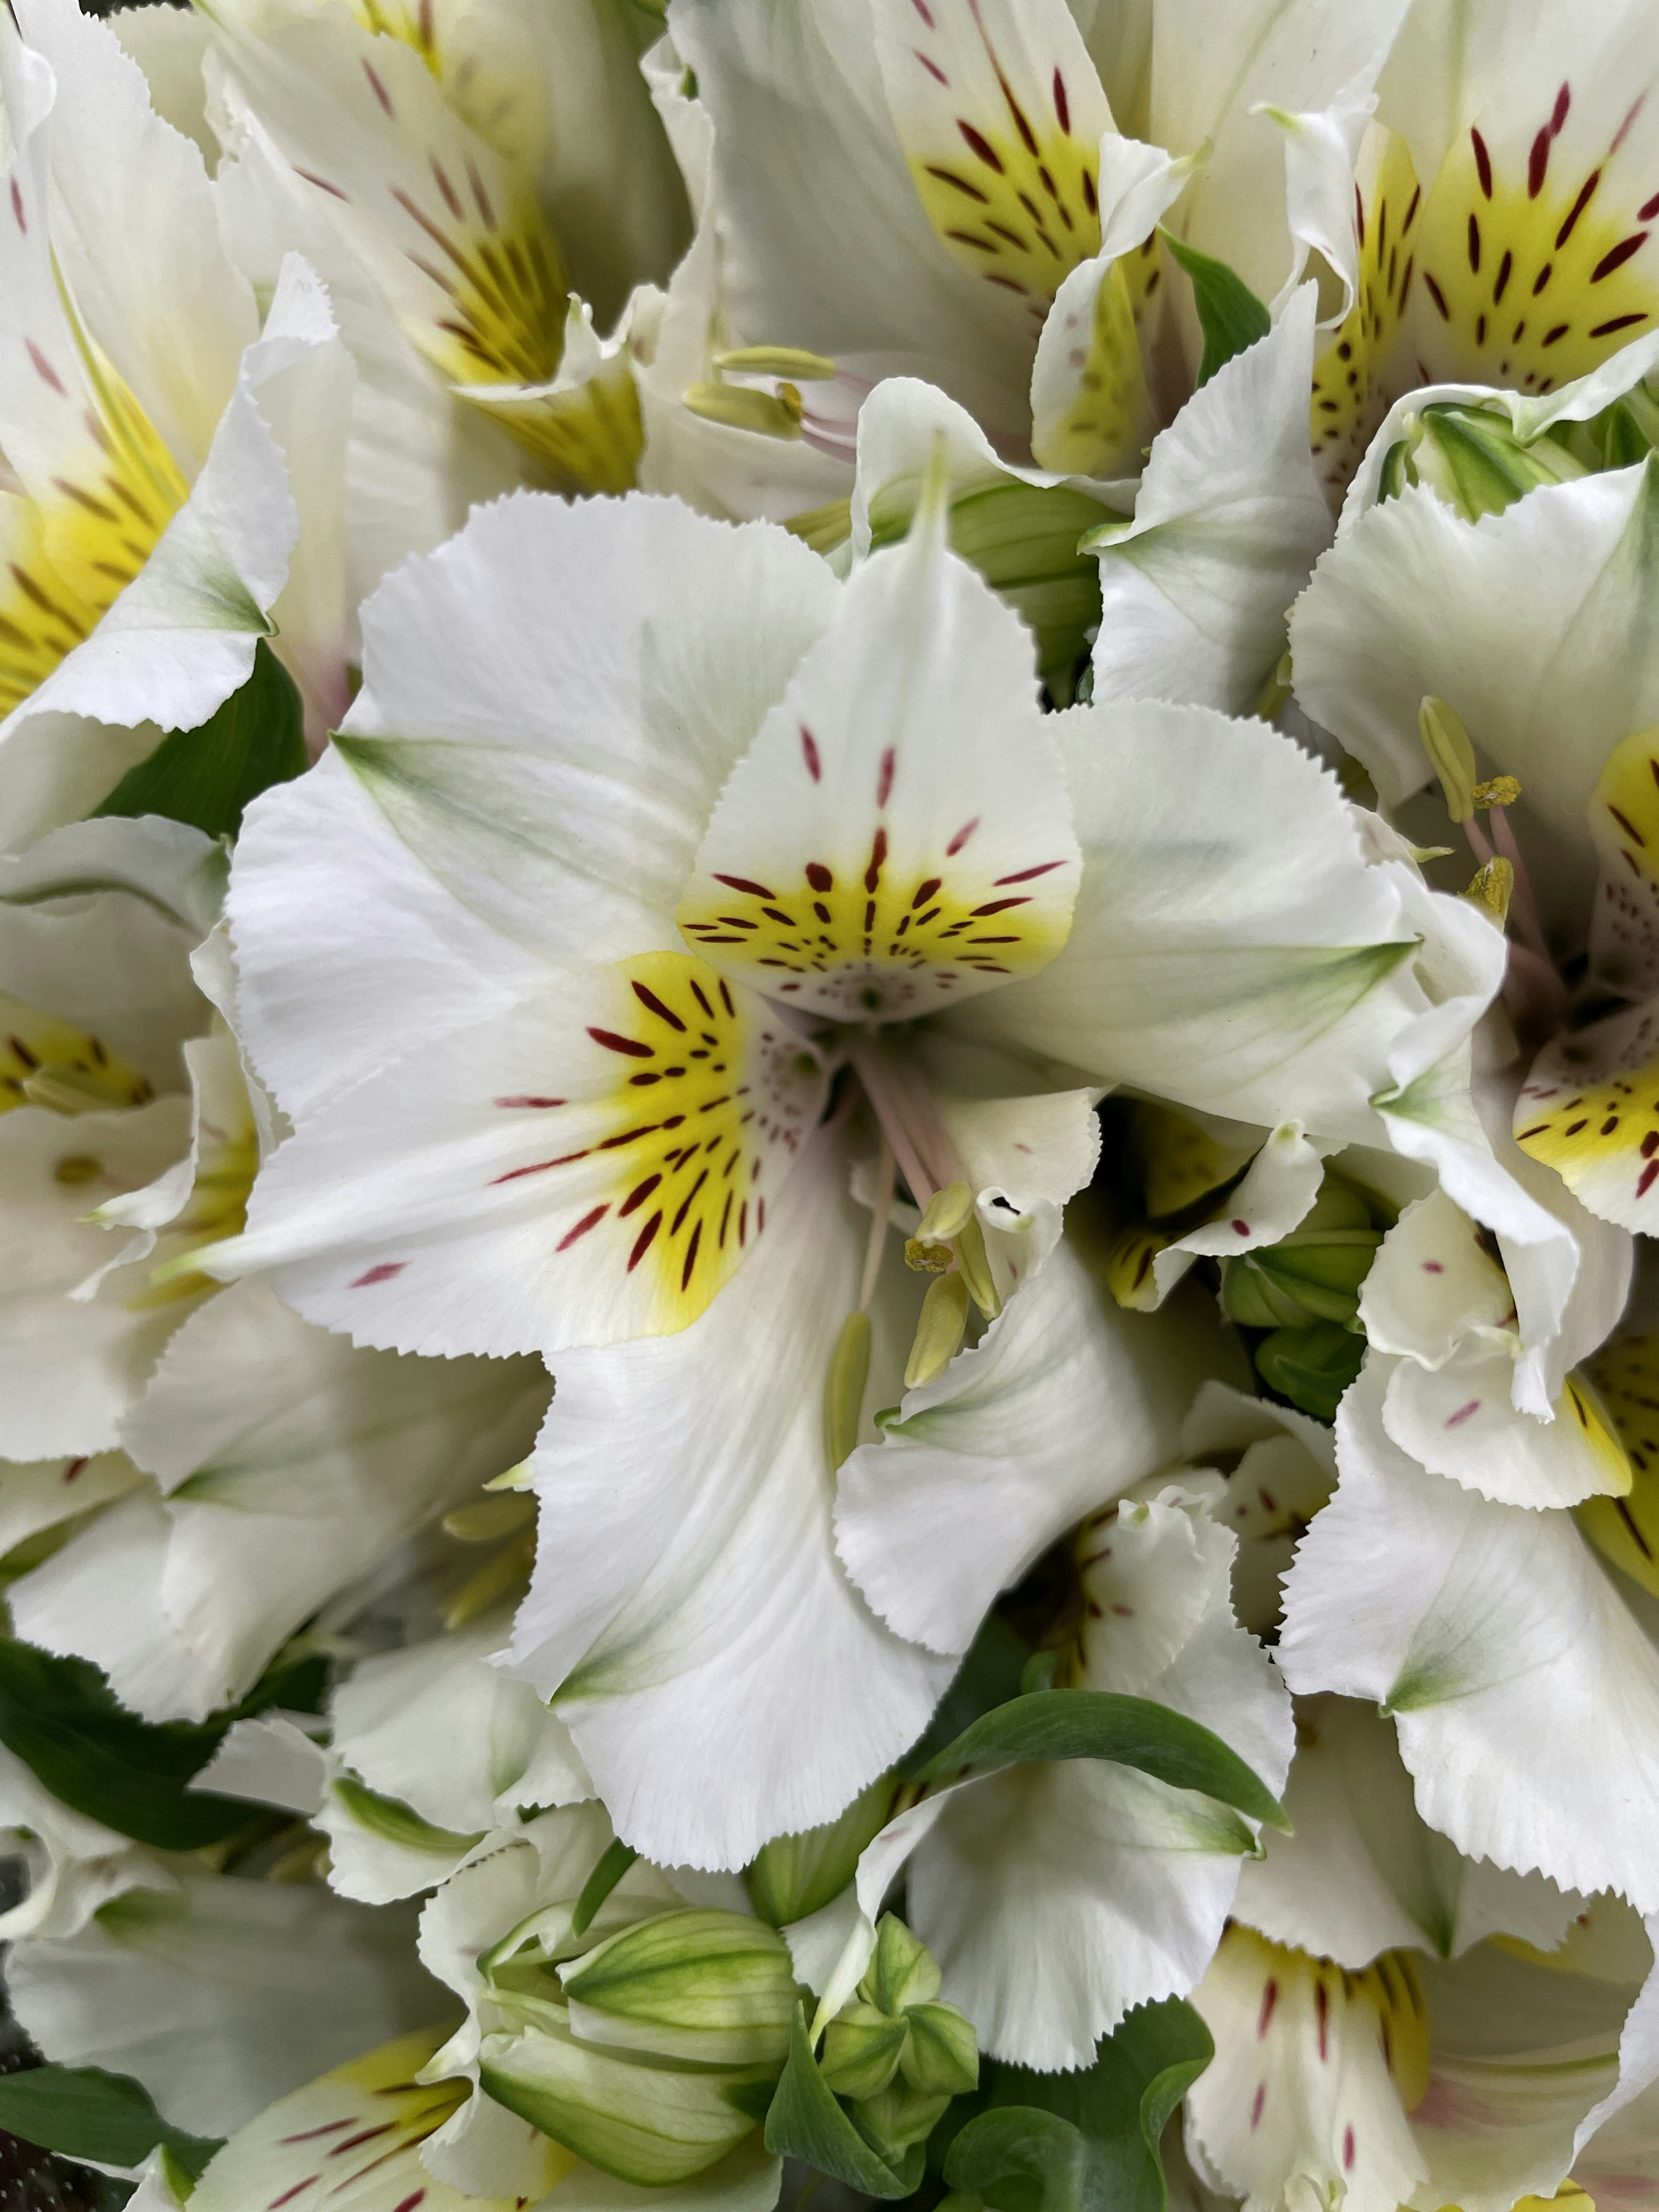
[1,0,1658,2205]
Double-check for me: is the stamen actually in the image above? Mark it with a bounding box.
[904,1271,970,1388]
[1485,801,1550,963]
[683,381,804,439]
[713,346,839,381]
[824,1309,873,1473]
[1463,856,1514,923]
[1419,695,1478,821]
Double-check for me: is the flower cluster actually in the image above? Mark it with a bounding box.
[4,0,1659,2206]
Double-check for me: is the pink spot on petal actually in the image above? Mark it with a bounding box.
[917,50,947,84]
[1422,1259,1444,1272]
[1249,2082,1266,2130]
[947,817,980,855]
[1257,1978,1278,2037]
[1639,1160,1659,1198]
[1444,1398,1482,1427]
[25,339,64,394]
[351,1263,406,1288]
[62,1457,86,1484]
[1343,2124,1356,2172]
[495,1095,565,1109]
[1231,1218,1250,1236]
[800,726,821,782]
[9,179,23,233]
[877,746,895,807]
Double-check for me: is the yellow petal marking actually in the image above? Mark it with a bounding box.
[1130,1100,1256,1220]
[189,2021,556,2212]
[1310,127,1424,498]
[1579,1329,1659,1599]
[0,324,187,716]
[1030,243,1157,478]
[461,351,643,497]
[1514,999,1659,1227]
[0,994,153,1116]
[896,13,1104,319]
[1217,1925,1432,2119]
[1588,724,1659,998]
[677,810,1076,1024]
[489,951,827,1336]
[1412,99,1659,396]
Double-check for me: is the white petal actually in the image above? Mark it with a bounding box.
[1235,1692,1580,1970]
[836,1235,1227,1656]
[1280,1357,1659,1910]
[1149,1118,1327,1307]
[9,1873,438,2135]
[505,1136,953,1871]
[205,957,827,1358]
[678,503,1078,1023]
[0,1735,172,1942]
[1381,1344,1630,1510]
[957,697,1464,1141]
[1359,1187,1514,1368]
[1087,287,1334,717]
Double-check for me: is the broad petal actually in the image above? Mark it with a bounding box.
[504,1135,954,1871]
[836,1235,1231,1656]
[1234,1693,1580,1970]
[1087,286,1334,717]
[955,698,1456,1141]
[315,490,838,966]
[1185,1924,1431,2212]
[8,1875,436,2136]
[1146,1119,1327,1309]
[1280,1357,1659,1911]
[668,0,1037,438]
[1518,996,1659,1234]
[1381,1343,1630,1510]
[678,505,1077,1023]
[1359,1187,1514,1370]
[1289,459,1659,849]
[204,955,828,1357]
[12,1277,548,1720]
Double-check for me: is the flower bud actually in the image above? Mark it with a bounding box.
[900,2000,981,2098]
[479,2020,775,2188]
[864,1912,941,2016]
[1378,401,1586,522]
[747,1772,895,1927]
[559,1907,801,2067]
[1253,1319,1366,1422]
[819,1999,909,2100]
[1219,1179,1382,1333]
[854,2075,953,2159]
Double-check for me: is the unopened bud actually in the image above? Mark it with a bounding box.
[1253,1319,1366,1423]
[748,1772,895,1928]
[1464,857,1514,925]
[1219,1177,1382,1332]
[854,2075,953,2158]
[904,1270,970,1388]
[683,381,804,439]
[824,1309,872,1472]
[1381,401,1586,521]
[479,2020,774,2188]
[900,2001,980,2097]
[819,2000,909,2100]
[1419,696,1478,823]
[561,1909,801,2068]
[863,1913,941,2018]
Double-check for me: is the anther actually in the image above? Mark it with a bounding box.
[1419,696,1478,822]
[1463,858,1514,925]
[824,1309,873,1472]
[904,1271,970,1389]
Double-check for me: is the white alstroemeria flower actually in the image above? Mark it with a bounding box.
[199,485,1495,1864]
[1308,0,1659,494]
[1186,1898,1659,2212]
[0,816,239,1459]
[1278,1331,1659,1914]
[8,1872,438,2135]
[7,1276,550,1725]
[664,0,1406,482]
[0,1739,176,1944]
[1178,1380,1340,1637]
[197,0,689,501]
[0,0,356,842]
[795,1467,1292,2073]
[199,1606,591,1905]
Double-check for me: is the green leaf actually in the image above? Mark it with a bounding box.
[0,2064,222,2182]
[93,640,306,841]
[947,2000,1213,2212]
[571,1837,640,1937]
[1159,234,1271,387]
[912,1688,1289,1833]
[763,2005,922,2198]
[0,1639,323,1852]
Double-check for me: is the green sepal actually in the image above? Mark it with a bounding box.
[944,1998,1213,2212]
[571,1837,639,1937]
[0,1640,326,1852]
[0,2063,222,2183]
[1158,234,1270,387]
[763,2003,924,2198]
[748,1773,894,1927]
[910,1688,1289,1832]
[93,639,306,841]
